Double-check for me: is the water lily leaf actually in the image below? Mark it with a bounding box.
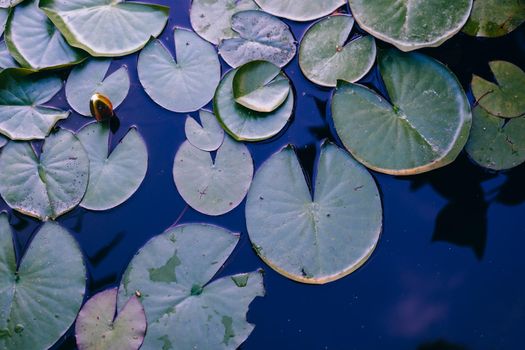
[0,129,89,220]
[254,0,346,21]
[138,29,221,113]
[118,224,264,349]
[66,58,130,117]
[39,0,169,57]
[299,15,376,87]
[233,60,290,112]
[0,135,7,147]
[185,110,225,152]
[173,136,253,216]
[0,1,23,8]
[77,122,147,211]
[0,40,18,69]
[0,213,86,350]
[190,0,259,45]
[463,0,525,37]
[245,142,382,284]
[0,8,7,34]
[348,0,473,51]
[332,49,472,175]
[214,68,294,141]
[219,10,296,68]
[75,288,146,350]
[472,61,525,118]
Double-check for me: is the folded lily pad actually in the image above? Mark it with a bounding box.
[254,0,346,21]
[245,142,382,284]
[463,0,525,37]
[472,61,525,118]
[185,110,225,152]
[332,49,472,175]
[0,129,89,220]
[219,10,296,68]
[138,29,221,113]
[0,0,24,8]
[348,0,473,51]
[0,213,86,350]
[299,15,376,87]
[39,0,169,57]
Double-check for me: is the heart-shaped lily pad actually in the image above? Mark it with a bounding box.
[299,15,376,87]
[75,288,146,350]
[245,142,382,284]
[138,28,221,113]
[39,0,169,57]
[463,0,525,37]
[254,0,345,21]
[66,58,130,117]
[185,110,225,152]
[0,0,23,8]
[0,213,86,350]
[348,0,473,51]
[219,10,296,68]
[0,129,89,220]
[332,49,472,175]
[173,136,253,216]
[472,61,525,119]
[118,224,264,349]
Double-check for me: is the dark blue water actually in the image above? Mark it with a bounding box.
[5,1,525,349]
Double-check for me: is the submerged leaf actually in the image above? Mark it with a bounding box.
[254,0,345,21]
[463,0,525,37]
[185,110,225,152]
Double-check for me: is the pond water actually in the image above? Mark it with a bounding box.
[5,1,524,349]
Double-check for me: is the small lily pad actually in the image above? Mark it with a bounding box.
[138,28,221,113]
[219,10,296,68]
[185,110,225,152]
[463,0,525,37]
[254,0,346,21]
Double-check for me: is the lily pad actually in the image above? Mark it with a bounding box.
[233,60,290,112]
[214,68,294,141]
[0,135,7,147]
[118,224,264,349]
[463,0,525,37]
[332,49,472,175]
[77,122,148,211]
[0,40,18,70]
[254,0,346,21]
[66,58,130,117]
[245,142,382,284]
[173,136,253,216]
[471,61,525,118]
[190,0,259,45]
[0,213,86,350]
[138,28,221,113]
[299,15,376,87]
[348,0,473,51]
[0,8,7,35]
[0,1,24,8]
[75,288,146,350]
[219,10,296,68]
[0,129,89,220]
[39,0,169,57]
[185,110,225,152]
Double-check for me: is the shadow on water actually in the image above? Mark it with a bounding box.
[417,339,468,350]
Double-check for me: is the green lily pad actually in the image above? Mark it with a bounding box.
[39,0,169,57]
[332,50,472,175]
[0,1,24,8]
[254,0,346,21]
[245,142,382,284]
[118,224,264,349]
[75,288,146,350]
[0,213,86,350]
[233,60,290,112]
[138,29,221,113]
[66,58,130,117]
[472,61,525,118]
[173,136,253,216]
[299,15,376,87]
[348,0,473,51]
[219,10,296,68]
[0,8,7,35]
[190,0,259,45]
[463,0,525,37]
[0,129,89,220]
[214,68,294,141]
[185,110,225,152]
[77,122,148,211]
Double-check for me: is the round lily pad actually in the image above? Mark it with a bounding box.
[118,224,265,349]
[245,142,382,284]
[173,136,253,216]
[0,129,89,220]
[185,110,225,152]
[254,0,346,21]
[39,0,169,57]
[138,28,221,113]
[332,49,472,175]
[214,68,294,141]
[463,0,525,37]
[348,0,473,51]
[299,15,376,87]
[0,213,86,350]
[219,10,296,68]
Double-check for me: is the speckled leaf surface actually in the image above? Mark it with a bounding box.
[254,0,345,21]
[463,0,525,37]
[185,110,225,152]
